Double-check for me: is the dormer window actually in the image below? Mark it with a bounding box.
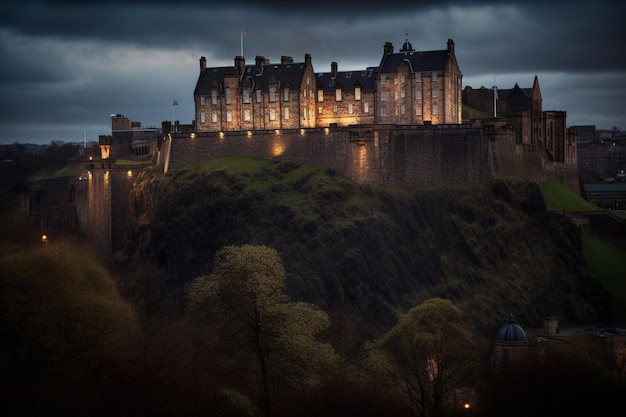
[335,88,342,102]
[355,86,362,101]
[269,85,276,102]
[283,88,289,102]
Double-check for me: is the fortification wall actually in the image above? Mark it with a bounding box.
[166,125,516,188]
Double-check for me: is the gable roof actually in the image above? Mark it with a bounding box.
[379,49,450,74]
[316,67,377,93]
[194,60,309,96]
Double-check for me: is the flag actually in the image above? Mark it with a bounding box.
[173,99,178,106]
[241,28,246,36]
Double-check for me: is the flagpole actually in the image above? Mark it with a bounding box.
[240,28,245,57]
[492,77,497,118]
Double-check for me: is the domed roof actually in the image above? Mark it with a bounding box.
[400,39,414,52]
[496,318,528,344]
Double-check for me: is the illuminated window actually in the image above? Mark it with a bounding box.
[244,109,251,122]
[400,75,405,84]
[243,89,250,103]
[283,88,289,102]
[318,89,324,102]
[318,106,323,114]
[333,105,338,113]
[335,88,342,102]
[269,108,276,121]
[284,107,289,120]
[364,102,369,113]
[433,104,438,115]
[200,111,206,123]
[355,86,362,101]
[211,89,218,105]
[401,89,405,98]
[432,88,438,98]
[211,111,218,123]
[269,85,276,102]
[225,88,232,104]
[348,103,353,114]
[226,111,232,122]
[416,106,422,116]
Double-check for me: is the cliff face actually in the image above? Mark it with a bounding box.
[121,157,611,342]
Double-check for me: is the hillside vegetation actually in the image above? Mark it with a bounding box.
[121,157,613,345]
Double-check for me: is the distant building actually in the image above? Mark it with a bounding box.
[99,114,161,160]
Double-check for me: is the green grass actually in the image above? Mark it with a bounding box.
[538,178,598,212]
[582,233,626,324]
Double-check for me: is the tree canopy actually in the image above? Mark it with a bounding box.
[186,244,339,416]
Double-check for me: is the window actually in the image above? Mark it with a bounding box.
[318,106,323,114]
[333,105,338,114]
[432,72,438,81]
[269,85,276,102]
[416,90,422,100]
[401,89,405,99]
[211,111,218,123]
[211,89,218,105]
[364,102,369,113]
[283,88,289,102]
[381,91,387,101]
[243,109,251,122]
[432,88,438,98]
[416,106,422,116]
[380,105,387,117]
[269,108,276,121]
[400,105,406,115]
[348,103,353,114]
[243,90,250,104]
[303,107,308,119]
[200,96,206,106]
[284,108,289,120]
[226,111,232,122]
[318,89,324,102]
[400,75,405,84]
[415,73,421,83]
[256,90,262,103]
[355,86,362,101]
[380,74,387,84]
[394,91,398,101]
[394,106,398,116]
[303,89,307,98]
[433,104,438,115]
[225,88,232,104]
[200,111,206,123]
[335,88,342,102]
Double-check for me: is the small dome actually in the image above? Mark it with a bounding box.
[496,319,528,344]
[400,39,414,52]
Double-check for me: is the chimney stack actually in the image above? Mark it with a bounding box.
[383,41,394,55]
[331,62,338,78]
[447,39,455,54]
[281,55,293,64]
[234,55,245,75]
[255,55,266,73]
[199,56,206,74]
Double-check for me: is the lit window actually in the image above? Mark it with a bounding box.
[318,106,323,114]
[416,106,422,116]
[269,85,276,102]
[283,88,289,102]
[244,109,251,122]
[318,89,324,102]
[355,86,362,101]
[432,88,438,98]
[269,108,276,121]
[394,106,398,116]
[284,107,289,120]
[211,89,218,105]
[226,111,232,122]
[400,75,405,84]
[335,88,342,102]
[364,102,369,113]
[243,90,250,104]
[433,104,438,115]
[211,111,218,123]
[401,89,405,99]
[348,103,353,114]
[333,105,338,113]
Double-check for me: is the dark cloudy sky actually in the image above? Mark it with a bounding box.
[1,0,625,145]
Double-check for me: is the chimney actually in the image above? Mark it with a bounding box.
[199,56,206,74]
[447,39,455,54]
[234,55,245,75]
[331,62,338,78]
[281,55,293,64]
[255,55,266,73]
[383,41,394,55]
[305,53,312,66]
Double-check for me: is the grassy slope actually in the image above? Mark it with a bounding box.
[539,178,626,325]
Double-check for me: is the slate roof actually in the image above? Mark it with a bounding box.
[194,61,308,96]
[316,67,377,93]
[379,49,451,74]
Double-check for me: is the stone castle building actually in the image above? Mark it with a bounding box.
[193,38,462,132]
